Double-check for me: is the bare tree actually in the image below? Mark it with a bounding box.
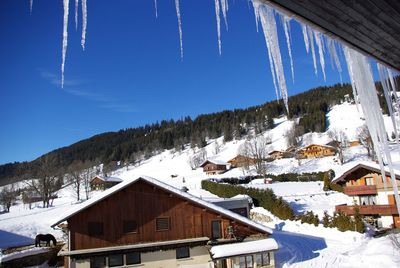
[286,123,303,148]
[188,148,207,170]
[328,129,348,164]
[0,184,17,212]
[357,124,375,159]
[213,141,221,155]
[25,157,62,208]
[242,136,268,176]
[67,161,85,201]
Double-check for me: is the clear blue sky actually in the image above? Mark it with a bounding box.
[0,0,347,165]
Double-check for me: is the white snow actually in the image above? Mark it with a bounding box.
[210,238,278,259]
[0,247,49,263]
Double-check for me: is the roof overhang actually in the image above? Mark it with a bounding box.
[210,238,279,259]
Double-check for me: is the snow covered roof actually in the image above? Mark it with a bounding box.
[299,144,337,150]
[210,238,279,259]
[200,159,228,167]
[51,176,272,234]
[332,161,400,183]
[91,176,122,183]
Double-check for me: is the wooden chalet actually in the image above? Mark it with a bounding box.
[200,160,228,175]
[90,176,122,191]
[268,150,285,160]
[332,162,400,228]
[296,144,337,159]
[227,155,257,168]
[52,176,278,268]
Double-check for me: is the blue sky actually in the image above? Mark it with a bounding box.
[0,0,348,165]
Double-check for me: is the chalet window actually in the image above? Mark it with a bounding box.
[256,252,270,266]
[211,220,222,239]
[156,217,170,231]
[108,254,123,267]
[90,256,106,268]
[88,222,104,236]
[360,195,377,206]
[239,255,253,268]
[123,220,138,233]
[176,247,190,259]
[365,177,374,186]
[126,252,141,265]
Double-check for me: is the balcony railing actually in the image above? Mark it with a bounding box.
[343,185,377,196]
[335,204,398,216]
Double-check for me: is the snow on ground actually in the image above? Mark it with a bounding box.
[1,102,400,266]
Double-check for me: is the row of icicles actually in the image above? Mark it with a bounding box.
[29,0,400,216]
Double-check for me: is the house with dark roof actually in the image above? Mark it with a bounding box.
[200,160,228,175]
[52,176,278,268]
[332,162,400,228]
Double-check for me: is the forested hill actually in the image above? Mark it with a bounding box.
[0,83,357,185]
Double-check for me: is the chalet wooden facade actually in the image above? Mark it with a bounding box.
[90,176,122,191]
[200,160,228,175]
[268,151,284,160]
[296,144,337,159]
[332,163,400,228]
[52,176,278,268]
[228,155,257,168]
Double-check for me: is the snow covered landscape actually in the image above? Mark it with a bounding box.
[1,102,400,267]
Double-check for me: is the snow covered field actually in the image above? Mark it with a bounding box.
[1,102,400,267]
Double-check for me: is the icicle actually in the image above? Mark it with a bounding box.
[81,0,87,51]
[314,30,326,81]
[75,0,79,30]
[175,0,183,60]
[253,1,260,33]
[344,46,400,217]
[281,15,294,82]
[307,26,318,76]
[61,0,70,88]
[253,1,289,112]
[377,63,399,144]
[29,0,33,15]
[327,39,343,82]
[154,0,158,18]
[301,24,309,53]
[214,0,222,55]
[220,0,229,30]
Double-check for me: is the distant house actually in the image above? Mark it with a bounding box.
[209,194,253,218]
[52,176,278,268]
[268,150,285,160]
[296,144,337,159]
[200,160,228,175]
[227,155,256,168]
[90,176,122,191]
[349,140,361,147]
[332,162,400,228]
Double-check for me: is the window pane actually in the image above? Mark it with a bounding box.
[90,256,106,268]
[123,220,138,233]
[108,254,123,267]
[212,221,221,239]
[239,256,246,268]
[176,247,190,259]
[246,256,253,267]
[126,252,141,265]
[262,252,270,265]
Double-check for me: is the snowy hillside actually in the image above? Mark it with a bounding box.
[1,102,400,267]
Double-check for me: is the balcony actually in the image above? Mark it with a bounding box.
[335,204,398,216]
[343,185,377,196]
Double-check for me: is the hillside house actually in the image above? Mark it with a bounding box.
[296,144,337,159]
[268,150,285,160]
[332,162,400,228]
[227,155,256,168]
[200,160,228,175]
[90,176,122,191]
[52,176,278,268]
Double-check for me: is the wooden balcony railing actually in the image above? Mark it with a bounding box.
[335,204,398,216]
[343,185,377,196]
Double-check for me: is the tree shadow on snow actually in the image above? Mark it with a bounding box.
[272,230,327,267]
[288,201,309,215]
[0,229,34,249]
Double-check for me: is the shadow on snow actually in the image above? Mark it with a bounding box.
[0,229,34,249]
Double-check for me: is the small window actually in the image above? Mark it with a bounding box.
[108,254,123,267]
[256,252,270,266]
[239,255,253,268]
[176,247,190,259]
[156,217,170,231]
[123,220,138,233]
[90,256,106,268]
[126,252,141,265]
[88,222,104,236]
[211,220,221,239]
